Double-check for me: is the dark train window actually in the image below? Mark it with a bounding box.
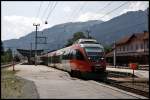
[69,50,73,59]
[75,50,85,60]
[62,51,70,60]
[62,54,65,59]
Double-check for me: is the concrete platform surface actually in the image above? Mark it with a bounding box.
[7,64,148,99]
[106,67,149,79]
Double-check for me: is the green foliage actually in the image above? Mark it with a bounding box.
[1,40,4,55]
[1,48,13,64]
[65,32,94,47]
[14,55,20,62]
[104,45,112,53]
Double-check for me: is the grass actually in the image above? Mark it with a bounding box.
[1,69,39,99]
[1,69,22,98]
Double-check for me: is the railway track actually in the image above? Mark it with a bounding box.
[97,71,149,98]
[1,62,21,68]
[102,79,149,98]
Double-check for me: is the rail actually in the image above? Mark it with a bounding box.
[97,71,149,98]
[107,65,149,70]
[103,79,149,98]
[1,62,21,68]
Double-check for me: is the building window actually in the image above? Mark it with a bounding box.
[141,43,143,49]
[147,41,149,48]
[123,46,125,51]
[117,47,120,51]
[130,45,132,51]
[136,44,138,50]
[124,46,126,51]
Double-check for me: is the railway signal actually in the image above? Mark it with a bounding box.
[129,63,138,85]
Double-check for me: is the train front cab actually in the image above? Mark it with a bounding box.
[70,46,107,80]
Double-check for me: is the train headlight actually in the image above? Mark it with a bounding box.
[101,57,104,60]
[88,57,91,60]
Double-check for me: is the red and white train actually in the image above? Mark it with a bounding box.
[39,39,107,80]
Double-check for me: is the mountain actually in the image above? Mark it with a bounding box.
[3,20,104,52]
[3,9,148,53]
[88,9,148,46]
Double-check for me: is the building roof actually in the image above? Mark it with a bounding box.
[106,31,149,57]
[106,51,149,57]
[17,49,43,57]
[116,31,149,46]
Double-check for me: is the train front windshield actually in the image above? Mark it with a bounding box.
[84,47,104,62]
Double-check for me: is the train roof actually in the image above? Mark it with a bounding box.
[46,39,104,56]
[47,45,75,56]
[74,39,97,44]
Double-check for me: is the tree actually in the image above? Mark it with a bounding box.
[104,45,112,54]
[6,48,13,62]
[1,40,4,55]
[14,55,20,62]
[65,31,94,47]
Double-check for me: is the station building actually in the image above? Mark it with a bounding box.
[106,31,149,67]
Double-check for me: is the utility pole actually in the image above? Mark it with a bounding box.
[113,41,116,68]
[11,48,15,71]
[86,30,90,39]
[30,43,32,64]
[33,23,40,66]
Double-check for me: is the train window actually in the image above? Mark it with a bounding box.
[62,54,65,59]
[62,51,70,60]
[75,50,85,60]
[69,50,73,59]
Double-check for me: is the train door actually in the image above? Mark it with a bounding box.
[62,50,71,72]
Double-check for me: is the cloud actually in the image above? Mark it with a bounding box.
[76,12,111,22]
[63,6,72,13]
[2,15,43,41]
[120,1,149,15]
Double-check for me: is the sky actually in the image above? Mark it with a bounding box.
[1,1,149,41]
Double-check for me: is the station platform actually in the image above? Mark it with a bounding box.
[106,66,149,79]
[6,64,147,99]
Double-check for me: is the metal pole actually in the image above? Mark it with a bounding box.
[30,43,32,64]
[86,30,90,38]
[132,69,134,85]
[35,25,37,66]
[113,41,116,68]
[12,49,15,71]
[33,23,40,66]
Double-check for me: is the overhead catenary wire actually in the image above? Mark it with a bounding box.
[45,1,58,22]
[36,1,43,22]
[97,1,112,12]
[72,2,87,20]
[95,1,148,35]
[40,1,51,21]
[69,2,87,22]
[44,2,55,20]
[99,1,129,20]
[85,1,112,28]
[69,1,113,22]
[87,1,129,33]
